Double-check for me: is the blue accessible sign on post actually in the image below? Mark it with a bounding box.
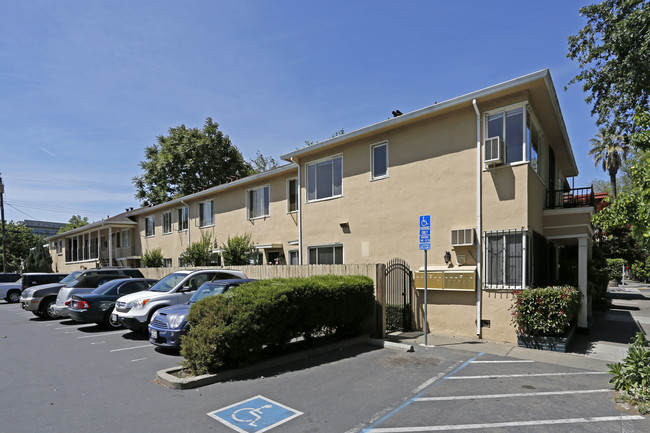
[419,215,431,250]
[208,395,303,433]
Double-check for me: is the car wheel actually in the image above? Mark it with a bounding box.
[40,298,57,320]
[103,308,122,329]
[6,290,20,303]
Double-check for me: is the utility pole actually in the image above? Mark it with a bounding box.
[0,174,6,272]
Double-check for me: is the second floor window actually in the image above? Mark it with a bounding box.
[371,142,388,180]
[248,186,270,220]
[307,155,342,202]
[199,200,214,227]
[145,216,155,237]
[162,211,172,234]
[287,178,298,213]
[487,106,524,164]
[178,207,189,231]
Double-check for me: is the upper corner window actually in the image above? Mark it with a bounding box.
[199,200,214,227]
[287,178,298,213]
[162,211,172,234]
[526,109,541,175]
[178,207,189,231]
[145,216,155,237]
[371,142,388,180]
[487,106,524,164]
[247,185,270,220]
[306,155,342,202]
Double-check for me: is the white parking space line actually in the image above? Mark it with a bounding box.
[78,332,123,339]
[365,415,645,432]
[471,360,534,364]
[131,358,148,362]
[446,371,608,380]
[415,389,611,401]
[110,344,151,352]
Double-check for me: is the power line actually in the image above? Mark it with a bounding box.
[6,200,111,218]
[2,174,130,192]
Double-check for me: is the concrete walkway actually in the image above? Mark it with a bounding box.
[390,283,650,371]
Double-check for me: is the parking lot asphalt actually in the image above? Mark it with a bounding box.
[1,293,649,433]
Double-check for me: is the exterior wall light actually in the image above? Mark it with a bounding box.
[444,251,452,264]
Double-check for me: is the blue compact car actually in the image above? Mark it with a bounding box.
[148,278,256,349]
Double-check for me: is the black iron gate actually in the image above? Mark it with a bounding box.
[385,258,413,333]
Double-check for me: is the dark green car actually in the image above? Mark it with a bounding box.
[68,278,157,328]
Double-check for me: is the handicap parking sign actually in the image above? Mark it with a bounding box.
[208,395,303,433]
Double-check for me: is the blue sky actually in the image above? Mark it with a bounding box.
[1,0,603,224]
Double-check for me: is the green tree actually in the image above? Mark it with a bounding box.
[221,233,255,265]
[180,233,216,266]
[3,222,43,272]
[142,248,164,268]
[567,0,650,135]
[589,127,628,196]
[24,243,52,272]
[132,117,252,206]
[250,151,279,174]
[57,215,89,234]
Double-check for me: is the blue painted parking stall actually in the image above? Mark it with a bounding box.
[208,395,303,433]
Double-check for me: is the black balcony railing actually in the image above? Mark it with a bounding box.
[546,186,594,209]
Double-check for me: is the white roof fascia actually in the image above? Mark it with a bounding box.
[281,69,557,161]
[129,164,296,217]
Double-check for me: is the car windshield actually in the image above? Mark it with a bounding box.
[59,271,83,284]
[189,283,229,303]
[91,279,123,295]
[147,272,188,293]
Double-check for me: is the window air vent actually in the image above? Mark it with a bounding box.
[484,136,503,166]
[451,228,475,247]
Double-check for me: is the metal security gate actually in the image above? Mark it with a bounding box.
[385,258,413,333]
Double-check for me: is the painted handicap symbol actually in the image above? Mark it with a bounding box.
[208,395,303,433]
[232,404,272,427]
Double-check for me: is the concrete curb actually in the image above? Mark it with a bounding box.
[156,334,369,389]
[366,338,414,352]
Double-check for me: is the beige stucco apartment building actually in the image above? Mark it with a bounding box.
[47,69,593,343]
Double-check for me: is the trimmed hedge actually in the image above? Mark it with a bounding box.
[181,275,375,375]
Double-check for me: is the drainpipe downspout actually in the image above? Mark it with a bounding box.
[290,157,302,265]
[181,200,191,266]
[473,99,483,338]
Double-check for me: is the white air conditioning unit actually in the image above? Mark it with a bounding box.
[451,228,475,247]
[484,136,503,166]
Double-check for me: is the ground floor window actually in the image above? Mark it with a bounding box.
[163,258,172,267]
[288,249,299,265]
[308,244,343,265]
[484,229,550,289]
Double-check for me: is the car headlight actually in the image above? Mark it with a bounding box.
[127,299,150,309]
[170,315,186,329]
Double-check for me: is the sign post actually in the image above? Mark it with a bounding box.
[419,215,431,346]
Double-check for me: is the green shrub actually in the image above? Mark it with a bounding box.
[142,248,164,268]
[385,304,411,333]
[180,233,217,266]
[181,275,375,375]
[607,258,625,283]
[609,332,650,410]
[589,245,610,305]
[510,286,581,336]
[221,233,255,265]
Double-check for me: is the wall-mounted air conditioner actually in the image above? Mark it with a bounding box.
[451,228,474,247]
[484,136,503,166]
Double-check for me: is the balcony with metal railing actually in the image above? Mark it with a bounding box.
[546,186,594,210]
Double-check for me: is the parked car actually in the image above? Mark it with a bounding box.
[21,268,141,320]
[50,268,145,318]
[114,269,247,332]
[20,273,68,291]
[0,281,22,303]
[0,273,21,283]
[68,278,158,328]
[149,279,256,349]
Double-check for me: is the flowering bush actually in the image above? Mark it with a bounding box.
[510,286,581,336]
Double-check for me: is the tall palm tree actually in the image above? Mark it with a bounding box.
[589,128,627,197]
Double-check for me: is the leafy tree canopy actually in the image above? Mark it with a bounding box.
[250,151,279,174]
[3,221,43,272]
[24,243,52,272]
[567,0,650,135]
[57,215,89,234]
[132,118,252,206]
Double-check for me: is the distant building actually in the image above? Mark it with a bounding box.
[18,220,66,238]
